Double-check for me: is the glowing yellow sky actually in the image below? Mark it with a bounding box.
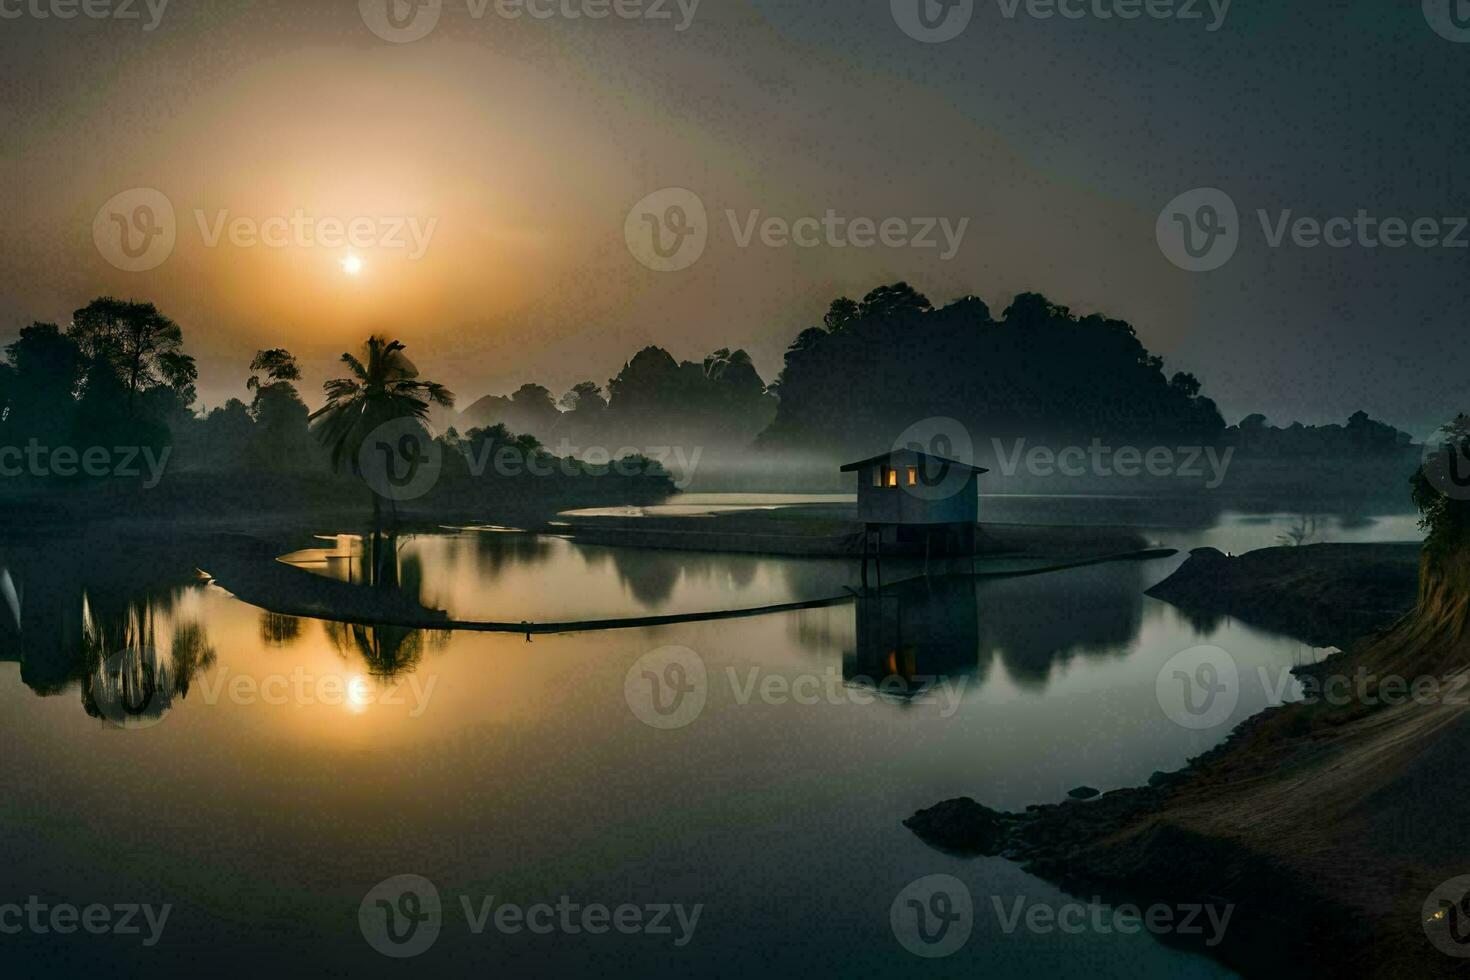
[3,1,1194,414]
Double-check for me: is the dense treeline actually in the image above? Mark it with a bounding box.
[758,284,1224,455]
[1223,411,1412,456]
[0,285,1422,501]
[0,298,673,511]
[456,346,776,451]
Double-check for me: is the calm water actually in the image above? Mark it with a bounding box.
[0,500,1423,978]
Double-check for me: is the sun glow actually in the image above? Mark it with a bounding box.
[346,674,371,713]
[341,254,364,276]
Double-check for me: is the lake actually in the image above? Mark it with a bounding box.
[0,499,1423,978]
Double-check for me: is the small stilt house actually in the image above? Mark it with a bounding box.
[841,449,987,564]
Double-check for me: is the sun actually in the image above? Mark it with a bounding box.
[341,254,364,276]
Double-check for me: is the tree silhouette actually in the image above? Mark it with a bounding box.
[309,336,454,514]
[247,348,302,398]
[1,323,81,445]
[68,298,196,411]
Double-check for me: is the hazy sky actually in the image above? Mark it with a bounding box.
[2,0,1467,435]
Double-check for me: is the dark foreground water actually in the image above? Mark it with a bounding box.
[0,502,1422,978]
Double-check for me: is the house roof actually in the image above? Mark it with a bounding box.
[840,449,989,474]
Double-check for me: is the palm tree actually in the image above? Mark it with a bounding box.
[309,336,454,520]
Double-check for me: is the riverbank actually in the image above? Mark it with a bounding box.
[905,542,1460,977]
[551,504,1153,559]
[196,529,1176,634]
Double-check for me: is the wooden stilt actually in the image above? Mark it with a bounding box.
[875,528,883,594]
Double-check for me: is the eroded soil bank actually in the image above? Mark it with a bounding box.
[907,543,1466,978]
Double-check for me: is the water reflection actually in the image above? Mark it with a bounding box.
[322,620,447,677]
[284,529,865,622]
[0,542,213,714]
[835,559,1155,698]
[0,537,447,716]
[847,578,983,698]
[258,611,302,647]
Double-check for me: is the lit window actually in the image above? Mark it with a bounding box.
[886,468,898,488]
[906,466,918,486]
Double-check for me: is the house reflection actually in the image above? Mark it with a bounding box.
[845,577,982,699]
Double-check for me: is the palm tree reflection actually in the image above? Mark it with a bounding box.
[78,595,216,727]
[323,619,446,678]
